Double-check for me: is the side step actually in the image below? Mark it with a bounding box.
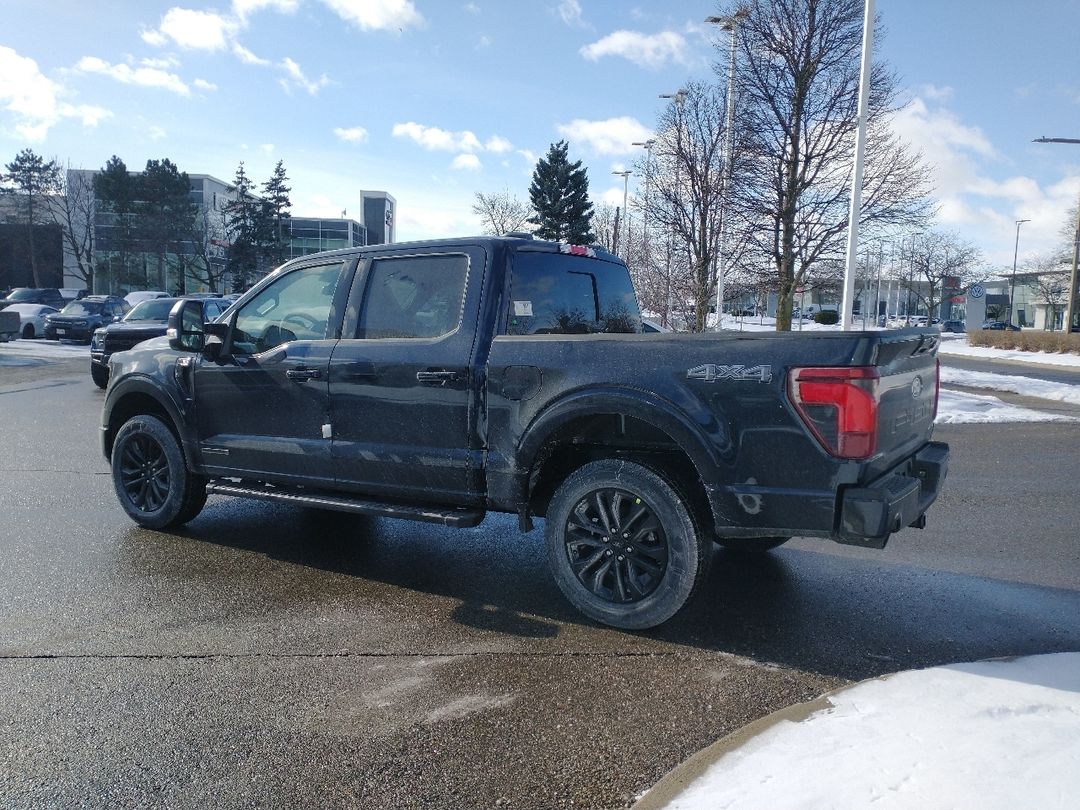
[204,480,485,527]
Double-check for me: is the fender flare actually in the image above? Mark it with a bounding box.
[102,374,192,462]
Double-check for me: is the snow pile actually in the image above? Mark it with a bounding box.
[655,653,1080,810]
[935,389,1075,424]
[941,367,1080,406]
[938,339,1080,368]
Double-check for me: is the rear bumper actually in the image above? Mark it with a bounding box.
[836,441,949,549]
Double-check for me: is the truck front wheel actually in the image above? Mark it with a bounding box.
[111,415,207,529]
[546,460,710,630]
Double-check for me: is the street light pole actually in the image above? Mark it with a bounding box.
[611,170,631,258]
[632,139,655,277]
[1009,218,1030,327]
[1033,137,1080,333]
[659,90,687,329]
[705,10,748,330]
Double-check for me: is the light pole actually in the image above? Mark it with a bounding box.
[632,139,655,286]
[1009,218,1030,327]
[705,9,748,329]
[1033,137,1080,332]
[611,170,631,257]
[659,90,686,328]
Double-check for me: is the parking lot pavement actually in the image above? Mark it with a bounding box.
[1,366,1079,808]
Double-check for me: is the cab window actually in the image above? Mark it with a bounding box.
[231,263,342,354]
[354,254,468,340]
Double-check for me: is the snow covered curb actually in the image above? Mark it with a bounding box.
[635,653,1080,810]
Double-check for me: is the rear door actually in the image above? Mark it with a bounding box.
[327,245,487,504]
[192,260,351,485]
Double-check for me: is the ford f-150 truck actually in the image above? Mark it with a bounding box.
[100,235,948,629]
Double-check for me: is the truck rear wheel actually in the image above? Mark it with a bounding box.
[111,415,207,529]
[546,460,710,630]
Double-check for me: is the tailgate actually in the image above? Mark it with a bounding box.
[868,330,940,479]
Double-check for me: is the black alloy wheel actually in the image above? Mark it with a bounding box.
[563,487,668,603]
[546,459,710,630]
[111,415,206,529]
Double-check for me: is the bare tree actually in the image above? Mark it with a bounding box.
[590,202,619,253]
[639,80,731,332]
[1025,254,1071,330]
[46,167,97,292]
[178,204,230,293]
[471,190,533,235]
[897,231,981,318]
[722,0,932,331]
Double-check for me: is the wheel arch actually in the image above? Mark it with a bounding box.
[102,377,190,463]
[517,387,726,534]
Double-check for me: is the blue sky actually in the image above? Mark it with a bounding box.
[2,0,1078,268]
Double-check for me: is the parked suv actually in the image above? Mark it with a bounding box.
[90,296,229,388]
[44,295,130,342]
[1,287,65,309]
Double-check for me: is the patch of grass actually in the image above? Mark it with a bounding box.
[967,329,1080,354]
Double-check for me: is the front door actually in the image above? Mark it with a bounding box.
[194,261,348,485]
[328,246,486,504]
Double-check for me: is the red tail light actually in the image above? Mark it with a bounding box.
[788,366,881,459]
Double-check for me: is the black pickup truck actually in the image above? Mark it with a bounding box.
[100,236,948,629]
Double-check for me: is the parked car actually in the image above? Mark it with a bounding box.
[941,320,966,333]
[123,290,170,307]
[59,288,89,302]
[1,287,66,309]
[101,235,949,630]
[43,295,130,342]
[982,320,1020,331]
[0,303,59,339]
[90,296,230,388]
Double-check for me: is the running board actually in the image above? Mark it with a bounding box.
[204,480,485,527]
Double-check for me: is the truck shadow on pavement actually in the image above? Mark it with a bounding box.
[162,499,1080,683]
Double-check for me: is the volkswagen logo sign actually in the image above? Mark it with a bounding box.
[911,376,924,398]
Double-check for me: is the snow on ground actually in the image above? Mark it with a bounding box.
[652,653,1080,810]
[941,366,1080,406]
[0,339,87,364]
[938,339,1080,368]
[935,389,1076,424]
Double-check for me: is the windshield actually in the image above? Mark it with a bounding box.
[6,289,48,301]
[125,299,177,321]
[61,301,104,316]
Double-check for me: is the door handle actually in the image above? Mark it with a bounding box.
[286,367,322,382]
[416,370,459,383]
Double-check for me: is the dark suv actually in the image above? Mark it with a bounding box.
[44,295,130,342]
[1,287,65,309]
[90,296,229,388]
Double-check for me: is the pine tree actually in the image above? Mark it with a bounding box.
[137,158,196,293]
[2,148,62,286]
[260,160,292,268]
[528,140,595,244]
[223,162,261,291]
[93,155,138,291]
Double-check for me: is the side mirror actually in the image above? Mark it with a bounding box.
[166,299,206,352]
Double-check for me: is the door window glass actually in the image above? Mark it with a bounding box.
[231,263,342,354]
[355,254,468,339]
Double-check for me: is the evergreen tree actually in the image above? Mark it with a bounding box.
[2,148,62,286]
[223,162,261,291]
[93,155,139,291]
[528,140,595,243]
[137,158,197,293]
[260,160,292,268]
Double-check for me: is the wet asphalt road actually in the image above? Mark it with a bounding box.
[1,359,1079,809]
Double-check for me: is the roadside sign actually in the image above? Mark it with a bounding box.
[969,283,985,299]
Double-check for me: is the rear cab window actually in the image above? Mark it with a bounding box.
[505,250,641,335]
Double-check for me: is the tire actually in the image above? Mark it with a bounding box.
[111,415,207,529]
[22,323,34,339]
[546,459,710,630]
[715,536,790,552]
[90,363,109,389]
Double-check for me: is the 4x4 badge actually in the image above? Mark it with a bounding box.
[687,364,773,384]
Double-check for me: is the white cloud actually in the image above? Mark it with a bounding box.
[193,78,218,91]
[232,0,299,21]
[0,47,111,140]
[393,122,483,153]
[320,0,424,32]
[278,57,330,95]
[261,143,275,154]
[334,125,369,143]
[517,148,537,165]
[140,29,168,47]
[148,125,167,140]
[153,7,238,51]
[477,35,492,48]
[140,56,180,69]
[558,0,585,27]
[75,56,191,96]
[451,154,482,171]
[464,2,480,13]
[556,116,654,155]
[484,135,513,153]
[233,43,271,66]
[580,30,688,69]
